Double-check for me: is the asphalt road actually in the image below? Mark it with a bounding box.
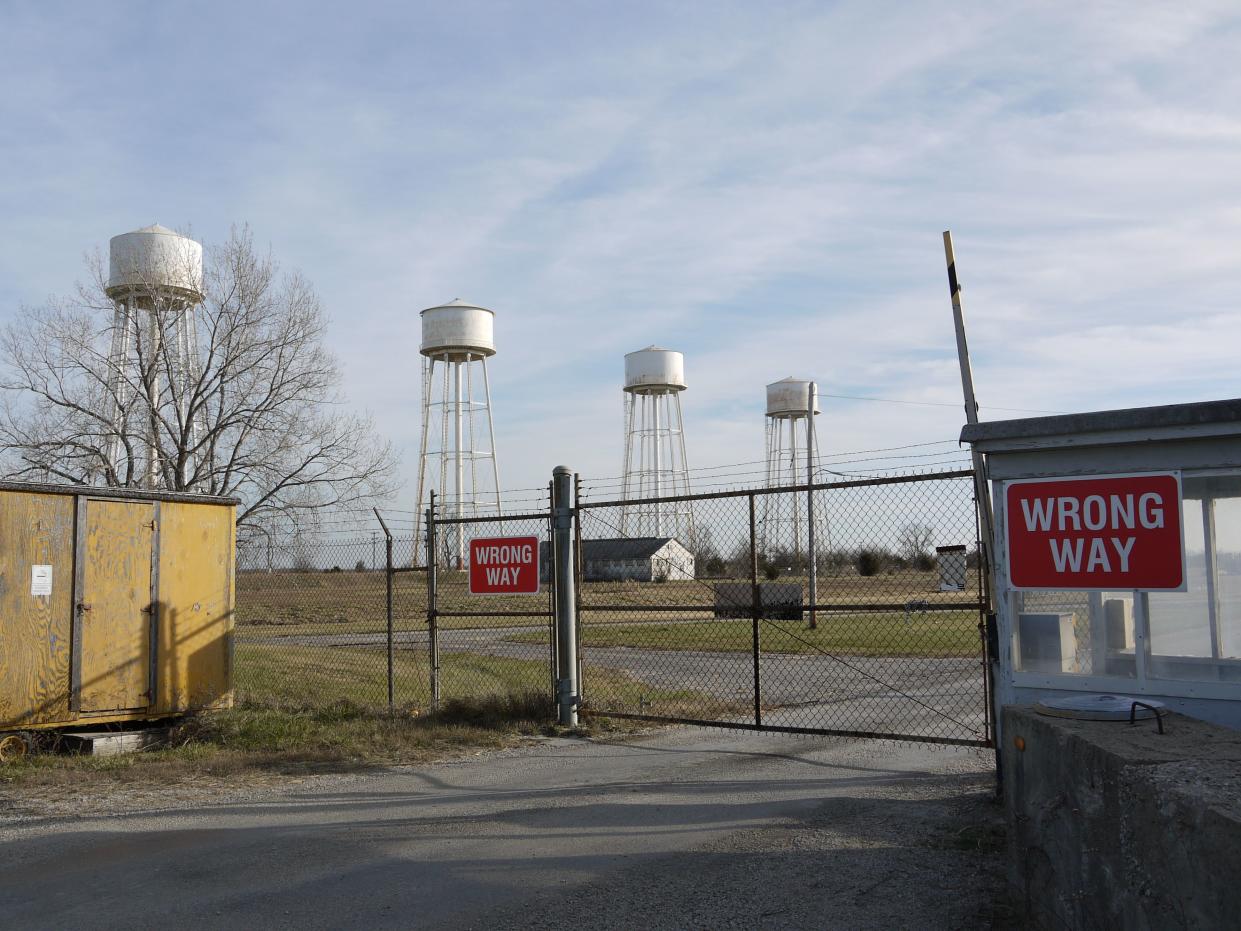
[250,624,988,744]
[0,728,1003,929]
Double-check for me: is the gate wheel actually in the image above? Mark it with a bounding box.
[0,734,29,763]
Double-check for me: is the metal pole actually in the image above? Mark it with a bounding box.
[413,355,432,566]
[749,493,762,727]
[620,392,634,535]
[426,493,440,712]
[653,393,663,537]
[573,473,584,705]
[146,304,162,488]
[552,465,579,726]
[806,382,818,630]
[454,361,464,569]
[943,231,997,611]
[374,509,394,711]
[673,391,694,544]
[480,356,502,516]
[1203,499,1223,659]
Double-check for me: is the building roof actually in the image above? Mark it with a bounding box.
[960,398,1241,447]
[539,537,686,560]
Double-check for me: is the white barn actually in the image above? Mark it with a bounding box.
[541,537,695,582]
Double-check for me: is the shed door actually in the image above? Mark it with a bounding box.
[78,500,155,712]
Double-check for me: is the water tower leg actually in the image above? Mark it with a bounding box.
[481,356,502,516]
[454,359,465,569]
[414,355,433,565]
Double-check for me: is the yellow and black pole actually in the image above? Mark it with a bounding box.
[943,230,997,612]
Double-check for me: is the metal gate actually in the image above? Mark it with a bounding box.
[423,491,557,709]
[572,469,993,747]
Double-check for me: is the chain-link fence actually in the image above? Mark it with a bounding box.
[574,469,991,746]
[232,470,990,746]
[233,504,558,713]
[235,534,430,709]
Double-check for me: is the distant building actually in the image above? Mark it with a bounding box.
[540,537,695,583]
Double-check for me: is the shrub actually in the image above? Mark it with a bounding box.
[856,548,885,577]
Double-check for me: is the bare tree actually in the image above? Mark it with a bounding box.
[0,226,397,534]
[897,523,935,568]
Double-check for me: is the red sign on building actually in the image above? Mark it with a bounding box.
[468,536,540,595]
[1005,472,1185,591]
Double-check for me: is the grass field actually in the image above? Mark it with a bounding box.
[234,641,716,716]
[511,610,983,658]
[236,568,982,639]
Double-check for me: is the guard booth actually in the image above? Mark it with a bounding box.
[0,482,236,737]
[961,399,1241,736]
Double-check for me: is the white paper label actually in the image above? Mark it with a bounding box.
[31,565,52,597]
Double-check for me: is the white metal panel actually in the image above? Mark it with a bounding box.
[106,225,203,300]
[766,377,820,418]
[420,299,496,358]
[624,346,686,393]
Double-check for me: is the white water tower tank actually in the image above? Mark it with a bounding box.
[106,224,204,302]
[624,346,686,394]
[420,299,496,361]
[766,377,820,418]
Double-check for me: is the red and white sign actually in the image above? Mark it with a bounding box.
[1005,472,1185,591]
[469,536,540,595]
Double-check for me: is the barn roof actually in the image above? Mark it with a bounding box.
[583,537,685,560]
[539,537,686,560]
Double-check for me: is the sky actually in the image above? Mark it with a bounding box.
[2,0,1240,519]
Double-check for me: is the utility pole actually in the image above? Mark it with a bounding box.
[943,231,997,611]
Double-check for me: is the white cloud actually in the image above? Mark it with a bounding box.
[1,1,1238,512]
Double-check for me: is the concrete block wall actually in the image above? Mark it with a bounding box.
[1003,706,1241,929]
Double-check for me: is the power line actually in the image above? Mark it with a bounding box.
[820,392,1064,415]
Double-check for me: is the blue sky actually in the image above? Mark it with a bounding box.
[2,1,1239,509]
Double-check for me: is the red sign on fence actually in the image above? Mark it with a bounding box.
[1005,472,1185,591]
[469,536,540,595]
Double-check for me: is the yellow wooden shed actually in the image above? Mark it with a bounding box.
[0,482,235,737]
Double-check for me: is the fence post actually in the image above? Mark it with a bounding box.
[426,492,440,712]
[552,465,579,727]
[806,381,818,630]
[749,493,762,726]
[573,472,584,706]
[373,509,395,711]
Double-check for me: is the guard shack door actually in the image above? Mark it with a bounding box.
[76,499,157,713]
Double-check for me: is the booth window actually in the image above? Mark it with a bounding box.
[1009,470,1241,688]
[1146,473,1241,681]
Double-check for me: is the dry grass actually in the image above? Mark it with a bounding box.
[0,648,702,792]
[0,691,620,793]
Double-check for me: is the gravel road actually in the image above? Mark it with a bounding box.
[0,728,1006,929]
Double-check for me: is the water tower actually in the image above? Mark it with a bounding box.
[620,346,694,542]
[413,299,502,568]
[104,224,206,489]
[760,377,821,554]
